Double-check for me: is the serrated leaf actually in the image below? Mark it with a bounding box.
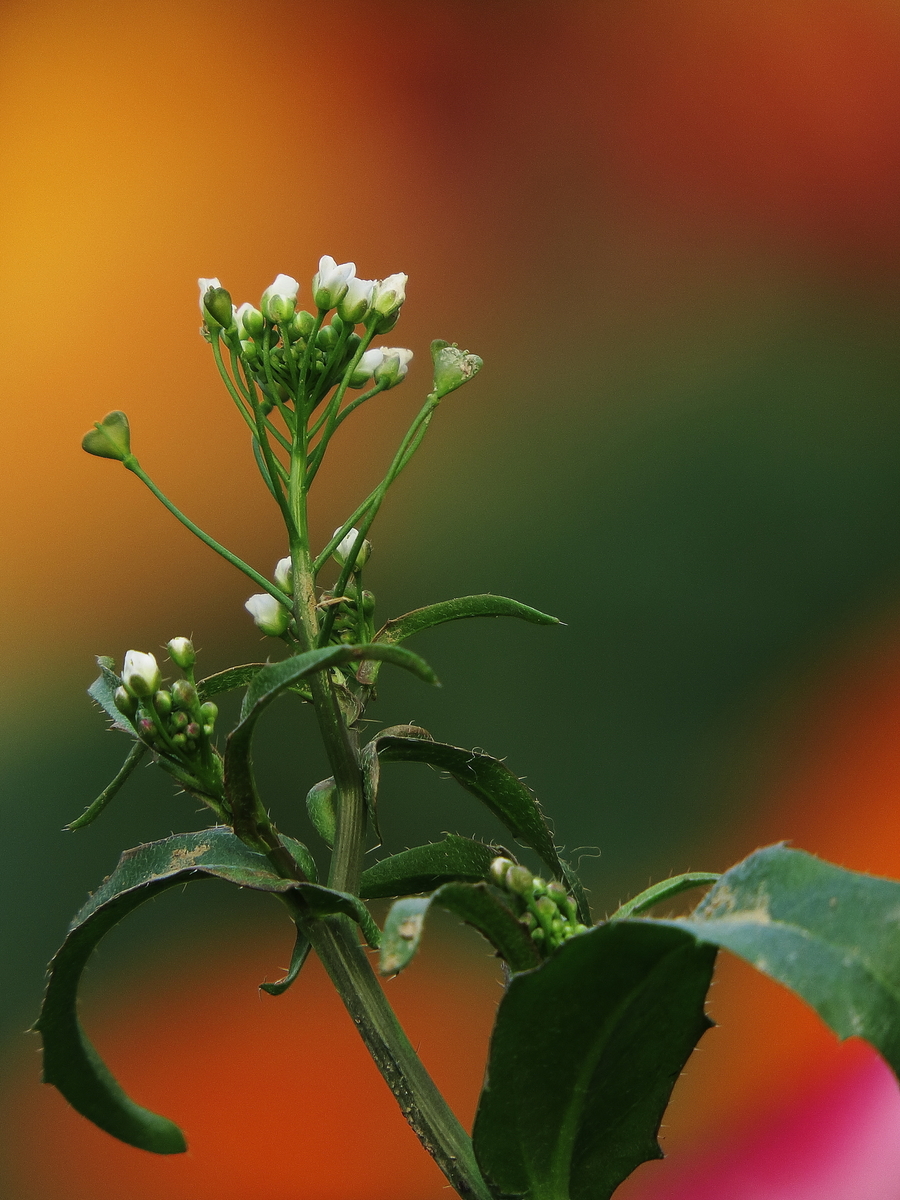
[357,594,560,685]
[259,929,312,996]
[473,921,716,1200]
[664,844,900,1077]
[34,828,316,1154]
[371,733,591,923]
[88,657,135,735]
[379,882,540,976]
[360,834,509,899]
[224,644,437,844]
[65,740,148,830]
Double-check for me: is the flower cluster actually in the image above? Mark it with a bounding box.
[199,256,413,413]
[489,857,588,954]
[114,640,223,801]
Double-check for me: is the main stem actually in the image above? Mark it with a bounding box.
[283,415,491,1200]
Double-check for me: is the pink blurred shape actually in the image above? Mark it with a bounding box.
[631,1051,900,1200]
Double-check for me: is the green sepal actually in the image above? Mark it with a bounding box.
[370,732,591,923]
[379,882,540,976]
[65,740,148,831]
[360,834,510,899]
[472,921,716,1200]
[34,828,316,1155]
[89,656,136,735]
[306,777,337,847]
[610,871,720,920]
[663,844,900,1079]
[259,929,311,996]
[357,594,560,686]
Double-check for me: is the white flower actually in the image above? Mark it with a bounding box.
[274,556,293,593]
[245,593,290,637]
[374,347,413,388]
[313,255,355,311]
[371,272,408,318]
[332,527,371,570]
[260,273,300,323]
[337,276,376,324]
[348,348,385,388]
[198,277,221,312]
[122,650,162,698]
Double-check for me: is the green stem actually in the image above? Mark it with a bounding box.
[306,323,378,482]
[122,456,291,606]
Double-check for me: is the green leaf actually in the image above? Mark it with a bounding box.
[196,662,314,703]
[357,594,560,685]
[665,844,900,1077]
[88,656,135,735]
[224,644,437,842]
[360,724,433,848]
[379,882,540,976]
[360,834,509,899]
[34,828,316,1154]
[371,732,591,923]
[64,740,148,831]
[609,871,720,920]
[292,882,381,949]
[259,930,312,996]
[472,921,716,1200]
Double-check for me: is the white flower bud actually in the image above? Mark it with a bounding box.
[274,556,293,593]
[198,278,221,312]
[245,593,290,637]
[374,347,413,389]
[371,272,408,318]
[260,274,300,324]
[167,637,196,671]
[313,255,355,311]
[333,527,371,571]
[122,650,162,698]
[198,278,234,330]
[337,276,376,324]
[348,348,385,389]
[236,301,265,339]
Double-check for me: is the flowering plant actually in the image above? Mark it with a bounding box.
[37,254,900,1199]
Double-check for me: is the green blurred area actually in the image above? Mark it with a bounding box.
[5,279,900,1054]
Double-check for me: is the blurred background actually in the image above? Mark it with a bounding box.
[4,0,900,1195]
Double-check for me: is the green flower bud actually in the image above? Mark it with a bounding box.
[337,276,376,324]
[361,590,376,616]
[535,895,557,920]
[489,856,514,888]
[237,302,265,338]
[170,678,198,710]
[371,272,407,319]
[153,689,173,716]
[170,710,189,732]
[292,309,316,338]
[167,637,196,671]
[199,701,218,725]
[172,732,187,748]
[373,347,413,389]
[306,777,337,847]
[431,340,483,399]
[505,865,534,896]
[114,686,138,719]
[186,721,202,738]
[260,274,300,324]
[312,255,355,311]
[245,593,290,637]
[316,323,340,351]
[199,279,234,330]
[546,880,568,907]
[82,410,132,462]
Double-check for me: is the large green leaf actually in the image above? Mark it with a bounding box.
[34,828,316,1154]
[371,732,591,923]
[665,844,900,1076]
[357,594,560,685]
[380,882,540,976]
[473,922,716,1200]
[360,834,508,899]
